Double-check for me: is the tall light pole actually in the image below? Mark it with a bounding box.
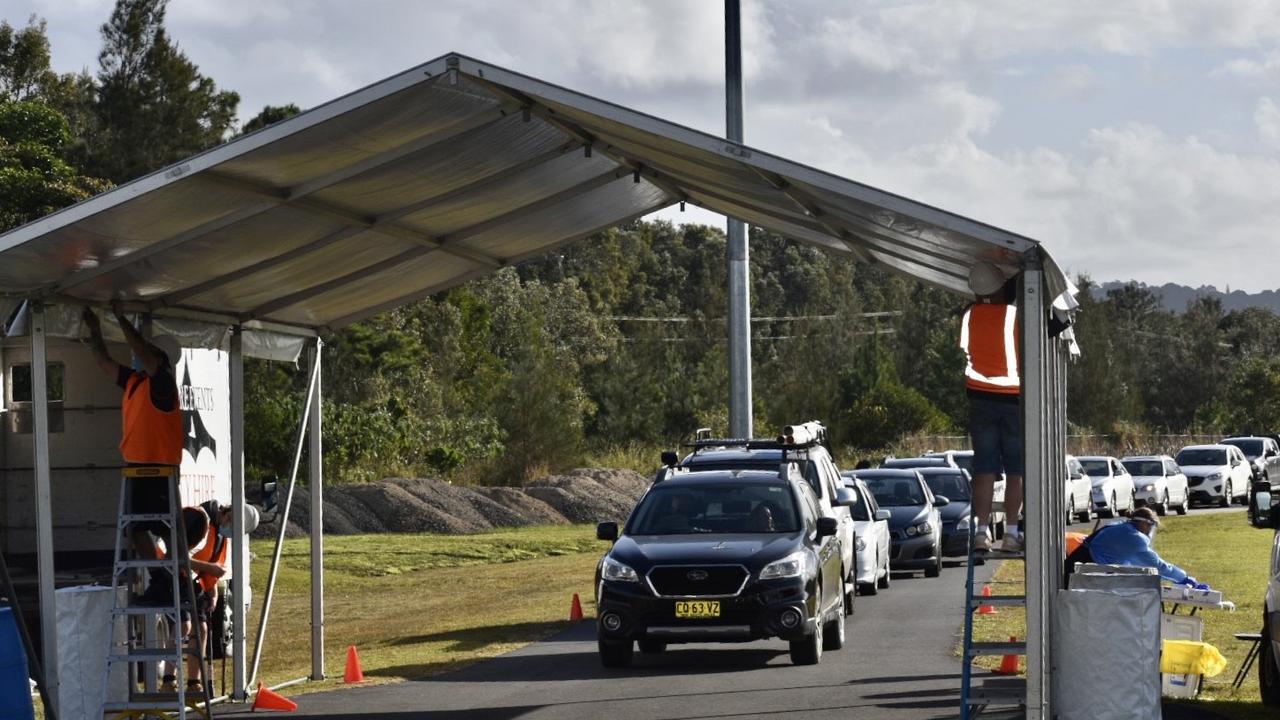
[725,0,753,438]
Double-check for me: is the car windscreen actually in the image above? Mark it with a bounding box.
[1079,459,1110,476]
[883,458,945,469]
[1175,449,1227,466]
[683,457,822,495]
[848,488,872,520]
[1222,439,1263,458]
[629,484,801,535]
[1122,460,1163,477]
[923,473,970,500]
[862,476,926,506]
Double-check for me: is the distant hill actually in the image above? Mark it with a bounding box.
[1095,281,1280,314]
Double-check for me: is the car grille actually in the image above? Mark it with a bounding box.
[647,565,749,598]
[1186,476,1204,487]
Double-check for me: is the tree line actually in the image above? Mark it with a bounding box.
[4,3,1279,485]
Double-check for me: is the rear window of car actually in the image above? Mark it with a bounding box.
[862,476,926,506]
[922,473,970,500]
[1223,439,1264,458]
[630,483,800,535]
[1122,460,1163,477]
[1176,449,1227,466]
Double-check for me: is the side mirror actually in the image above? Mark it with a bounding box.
[875,509,891,521]
[260,479,278,515]
[933,495,951,507]
[660,450,679,467]
[1252,492,1273,529]
[834,487,858,507]
[596,522,619,542]
[816,517,838,538]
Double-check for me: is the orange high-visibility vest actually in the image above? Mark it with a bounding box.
[120,373,184,465]
[192,525,228,593]
[960,303,1021,395]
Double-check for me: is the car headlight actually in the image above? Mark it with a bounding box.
[760,550,811,580]
[1142,484,1155,492]
[1207,472,1223,481]
[855,537,866,551]
[601,556,639,583]
[955,515,971,530]
[905,522,932,537]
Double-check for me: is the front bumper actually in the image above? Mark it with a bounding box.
[941,525,970,557]
[890,534,939,569]
[1134,489,1162,506]
[596,576,816,644]
[1187,478,1225,504]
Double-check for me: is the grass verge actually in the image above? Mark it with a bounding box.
[244,524,605,694]
[965,511,1273,719]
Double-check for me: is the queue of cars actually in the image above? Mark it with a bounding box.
[593,424,1278,669]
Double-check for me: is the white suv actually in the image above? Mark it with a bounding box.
[1078,455,1136,518]
[1177,444,1252,507]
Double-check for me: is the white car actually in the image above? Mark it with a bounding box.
[1122,455,1189,516]
[841,475,892,595]
[1177,444,1253,507]
[1065,455,1094,523]
[1078,455,1136,518]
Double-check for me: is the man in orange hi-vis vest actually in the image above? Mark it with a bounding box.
[83,301,185,604]
[961,262,1023,553]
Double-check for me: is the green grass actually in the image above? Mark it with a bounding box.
[246,524,607,694]
[967,511,1274,718]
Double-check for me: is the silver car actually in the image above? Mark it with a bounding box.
[1121,455,1189,516]
[841,475,892,595]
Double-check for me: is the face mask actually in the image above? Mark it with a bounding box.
[131,354,145,371]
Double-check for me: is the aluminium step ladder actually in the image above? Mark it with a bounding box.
[101,466,213,720]
[960,516,1027,719]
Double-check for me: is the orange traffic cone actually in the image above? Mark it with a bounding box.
[252,682,297,712]
[569,593,584,621]
[995,636,1021,675]
[977,585,997,615]
[344,645,365,683]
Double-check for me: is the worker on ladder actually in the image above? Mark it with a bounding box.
[83,301,185,601]
[961,263,1024,553]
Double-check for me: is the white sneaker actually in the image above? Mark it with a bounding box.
[973,526,992,552]
[1000,532,1024,552]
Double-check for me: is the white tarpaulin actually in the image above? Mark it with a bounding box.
[1055,587,1162,720]
[56,585,125,720]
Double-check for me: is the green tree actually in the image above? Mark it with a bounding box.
[0,100,109,231]
[241,103,301,135]
[88,0,238,183]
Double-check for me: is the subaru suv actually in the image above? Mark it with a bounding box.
[594,468,850,667]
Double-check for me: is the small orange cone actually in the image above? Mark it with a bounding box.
[978,585,997,615]
[344,645,365,683]
[569,593,584,621]
[252,682,297,712]
[996,636,1021,675]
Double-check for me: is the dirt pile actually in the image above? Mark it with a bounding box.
[252,467,648,538]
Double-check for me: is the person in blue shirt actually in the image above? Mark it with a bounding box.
[1086,507,1209,589]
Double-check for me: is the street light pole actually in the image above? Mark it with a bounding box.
[725,0,753,438]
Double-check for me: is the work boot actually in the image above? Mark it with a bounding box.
[1000,531,1024,552]
[973,525,992,552]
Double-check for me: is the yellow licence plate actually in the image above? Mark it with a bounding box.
[675,601,721,619]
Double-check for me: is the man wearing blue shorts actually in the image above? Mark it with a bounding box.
[961,262,1023,552]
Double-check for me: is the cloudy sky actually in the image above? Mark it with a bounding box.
[9,0,1280,291]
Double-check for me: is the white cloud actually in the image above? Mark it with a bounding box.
[1255,97,1280,149]
[1045,64,1100,100]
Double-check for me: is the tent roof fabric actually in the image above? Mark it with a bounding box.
[0,53,1069,335]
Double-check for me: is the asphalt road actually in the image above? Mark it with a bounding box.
[222,560,998,720]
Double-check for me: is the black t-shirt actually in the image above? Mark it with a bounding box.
[116,363,178,412]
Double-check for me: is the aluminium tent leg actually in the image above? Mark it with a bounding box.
[229,327,248,701]
[248,352,319,688]
[29,303,59,716]
[308,339,325,681]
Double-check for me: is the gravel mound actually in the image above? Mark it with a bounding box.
[247,468,649,537]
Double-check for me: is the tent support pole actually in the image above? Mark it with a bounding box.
[725,0,753,437]
[1021,250,1053,719]
[308,339,325,680]
[30,302,58,715]
[229,327,248,700]
[248,355,319,687]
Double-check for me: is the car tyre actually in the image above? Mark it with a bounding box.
[1155,492,1168,516]
[1219,488,1231,508]
[1065,495,1075,526]
[859,581,877,596]
[844,572,857,615]
[637,639,667,654]
[1101,493,1116,519]
[790,587,823,666]
[924,545,942,578]
[1261,616,1280,707]
[876,560,891,590]
[598,638,634,668]
[1175,494,1188,515]
[824,581,847,650]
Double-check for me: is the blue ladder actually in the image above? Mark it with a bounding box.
[960,516,1027,719]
